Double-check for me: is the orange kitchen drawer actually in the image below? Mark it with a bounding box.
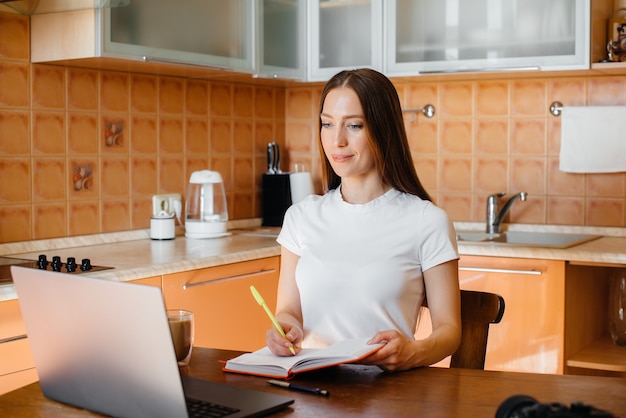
[0,368,38,396]
[0,337,35,376]
[0,299,27,340]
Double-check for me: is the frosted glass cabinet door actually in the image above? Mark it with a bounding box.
[309,0,383,82]
[104,0,254,71]
[385,0,590,75]
[256,0,306,80]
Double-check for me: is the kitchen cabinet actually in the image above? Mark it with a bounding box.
[308,0,592,81]
[308,0,383,81]
[28,0,610,82]
[417,255,626,376]
[457,256,566,374]
[31,0,254,72]
[0,300,36,396]
[162,256,280,352]
[131,275,162,287]
[564,263,626,377]
[256,0,307,80]
[590,0,626,70]
[384,0,591,76]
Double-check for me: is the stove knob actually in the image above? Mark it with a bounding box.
[37,254,48,269]
[66,257,77,273]
[51,256,62,272]
[80,258,93,271]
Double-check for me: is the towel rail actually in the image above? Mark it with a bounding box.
[550,101,563,117]
[403,104,435,122]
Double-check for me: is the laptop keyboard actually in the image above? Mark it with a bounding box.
[186,398,240,418]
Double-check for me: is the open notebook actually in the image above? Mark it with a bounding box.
[224,338,385,379]
[11,266,293,418]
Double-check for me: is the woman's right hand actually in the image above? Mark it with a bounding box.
[266,322,303,356]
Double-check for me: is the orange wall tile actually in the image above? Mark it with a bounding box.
[68,201,98,236]
[31,65,64,109]
[100,72,129,113]
[33,202,66,240]
[0,110,29,154]
[130,74,158,114]
[32,158,66,202]
[67,113,98,154]
[0,158,30,203]
[0,12,29,61]
[1,11,626,243]
[67,68,98,111]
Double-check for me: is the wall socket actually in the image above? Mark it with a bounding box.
[152,193,181,216]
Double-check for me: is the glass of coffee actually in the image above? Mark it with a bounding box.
[167,309,194,366]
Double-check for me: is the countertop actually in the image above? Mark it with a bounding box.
[1,220,626,302]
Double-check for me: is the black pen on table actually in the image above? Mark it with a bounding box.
[267,379,329,396]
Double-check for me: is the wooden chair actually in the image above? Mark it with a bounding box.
[450,290,505,369]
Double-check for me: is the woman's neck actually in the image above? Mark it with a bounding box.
[340,178,391,204]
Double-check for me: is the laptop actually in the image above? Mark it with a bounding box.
[11,266,293,418]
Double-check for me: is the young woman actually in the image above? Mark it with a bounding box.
[266,69,461,371]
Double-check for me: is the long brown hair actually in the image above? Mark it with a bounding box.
[318,68,432,201]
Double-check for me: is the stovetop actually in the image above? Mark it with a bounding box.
[0,255,113,285]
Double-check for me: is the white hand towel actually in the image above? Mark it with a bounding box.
[559,106,626,173]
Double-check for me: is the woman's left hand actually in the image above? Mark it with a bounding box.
[360,330,422,372]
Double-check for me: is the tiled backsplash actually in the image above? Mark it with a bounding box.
[0,12,285,242]
[284,76,626,229]
[1,11,625,243]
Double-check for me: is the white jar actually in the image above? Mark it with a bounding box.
[150,212,175,240]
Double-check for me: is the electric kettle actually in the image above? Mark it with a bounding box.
[183,170,229,239]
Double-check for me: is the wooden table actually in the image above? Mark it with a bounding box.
[1,347,625,417]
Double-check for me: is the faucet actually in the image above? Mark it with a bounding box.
[486,192,528,234]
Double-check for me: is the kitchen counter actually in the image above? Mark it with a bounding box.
[0,220,281,302]
[1,221,626,302]
[455,223,626,266]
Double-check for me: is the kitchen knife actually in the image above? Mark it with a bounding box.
[274,142,282,173]
[267,142,275,174]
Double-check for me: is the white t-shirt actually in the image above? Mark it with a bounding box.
[277,187,459,348]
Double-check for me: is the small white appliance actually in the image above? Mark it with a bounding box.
[183,170,229,239]
[150,211,175,240]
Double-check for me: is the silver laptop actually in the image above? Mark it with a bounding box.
[11,266,293,418]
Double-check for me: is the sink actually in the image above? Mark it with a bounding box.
[455,230,602,249]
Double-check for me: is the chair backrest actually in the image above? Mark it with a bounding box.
[450,290,505,369]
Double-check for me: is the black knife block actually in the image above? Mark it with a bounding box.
[262,174,292,227]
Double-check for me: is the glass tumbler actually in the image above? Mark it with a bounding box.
[608,270,626,346]
[167,309,195,366]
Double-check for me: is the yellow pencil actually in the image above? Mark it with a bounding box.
[250,285,296,355]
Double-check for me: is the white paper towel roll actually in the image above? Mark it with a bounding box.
[289,172,313,204]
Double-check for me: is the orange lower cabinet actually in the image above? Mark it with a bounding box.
[131,275,162,287]
[416,256,566,374]
[458,256,565,374]
[0,300,36,395]
[162,257,280,352]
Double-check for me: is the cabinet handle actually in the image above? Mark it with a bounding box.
[141,56,234,72]
[0,334,27,344]
[459,266,542,275]
[182,268,276,290]
[419,66,540,75]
